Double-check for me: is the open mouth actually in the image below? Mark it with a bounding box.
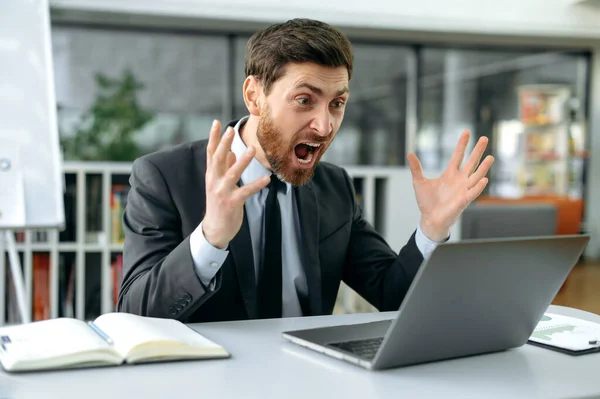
[294,142,322,164]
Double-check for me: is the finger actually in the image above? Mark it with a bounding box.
[462,136,489,176]
[225,146,256,184]
[466,177,489,203]
[226,151,236,170]
[407,153,425,182]
[232,175,271,203]
[448,130,470,171]
[212,126,235,176]
[468,155,494,189]
[206,120,221,166]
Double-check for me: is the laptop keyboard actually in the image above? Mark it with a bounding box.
[327,337,384,360]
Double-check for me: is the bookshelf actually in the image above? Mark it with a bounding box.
[491,84,588,199]
[1,162,394,325]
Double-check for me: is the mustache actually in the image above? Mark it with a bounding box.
[293,134,330,145]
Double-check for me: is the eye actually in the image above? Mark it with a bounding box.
[296,97,311,106]
[331,100,345,109]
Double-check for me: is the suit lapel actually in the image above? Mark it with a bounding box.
[229,205,258,319]
[294,181,323,316]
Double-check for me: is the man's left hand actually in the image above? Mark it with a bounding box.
[407,130,494,242]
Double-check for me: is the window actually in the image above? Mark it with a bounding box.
[233,36,251,121]
[418,48,589,197]
[52,24,591,189]
[327,43,413,166]
[52,26,229,161]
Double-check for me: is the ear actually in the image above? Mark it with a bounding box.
[243,76,262,117]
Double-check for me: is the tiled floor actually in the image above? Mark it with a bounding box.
[553,260,600,316]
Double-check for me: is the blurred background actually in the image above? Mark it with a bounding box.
[3,0,600,324]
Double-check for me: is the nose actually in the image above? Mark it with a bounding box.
[310,106,332,137]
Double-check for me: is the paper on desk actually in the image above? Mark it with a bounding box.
[529,313,600,351]
[0,144,25,227]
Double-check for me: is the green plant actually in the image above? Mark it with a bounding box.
[61,69,154,161]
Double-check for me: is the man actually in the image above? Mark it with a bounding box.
[117,18,493,322]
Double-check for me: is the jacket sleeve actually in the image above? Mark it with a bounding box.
[341,169,424,311]
[117,156,221,320]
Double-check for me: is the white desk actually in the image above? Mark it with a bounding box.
[1,305,599,399]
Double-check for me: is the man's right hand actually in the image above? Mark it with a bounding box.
[202,120,270,249]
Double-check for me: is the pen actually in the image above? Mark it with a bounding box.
[88,321,113,345]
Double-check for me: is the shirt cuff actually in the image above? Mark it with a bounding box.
[189,221,230,287]
[415,224,449,260]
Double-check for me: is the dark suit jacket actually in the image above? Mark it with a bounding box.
[117,121,424,323]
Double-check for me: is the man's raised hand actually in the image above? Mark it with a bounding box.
[407,130,494,242]
[202,120,270,249]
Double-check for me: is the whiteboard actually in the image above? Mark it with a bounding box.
[0,0,64,229]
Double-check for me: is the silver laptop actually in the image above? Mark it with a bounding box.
[282,235,590,370]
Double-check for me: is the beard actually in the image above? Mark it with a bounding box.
[256,104,331,186]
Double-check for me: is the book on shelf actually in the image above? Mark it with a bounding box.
[518,85,569,126]
[32,253,50,321]
[85,175,103,244]
[0,312,230,372]
[111,184,129,244]
[4,267,20,325]
[60,253,76,319]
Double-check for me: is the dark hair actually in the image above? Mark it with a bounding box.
[244,18,354,94]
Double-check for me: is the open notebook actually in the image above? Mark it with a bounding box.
[0,313,229,372]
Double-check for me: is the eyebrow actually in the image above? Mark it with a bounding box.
[294,82,349,97]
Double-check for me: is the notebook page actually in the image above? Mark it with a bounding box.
[0,318,111,363]
[94,313,223,357]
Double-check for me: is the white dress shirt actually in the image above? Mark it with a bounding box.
[189,116,440,317]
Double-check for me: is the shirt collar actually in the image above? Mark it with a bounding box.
[231,116,292,195]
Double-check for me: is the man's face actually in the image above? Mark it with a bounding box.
[256,62,349,186]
